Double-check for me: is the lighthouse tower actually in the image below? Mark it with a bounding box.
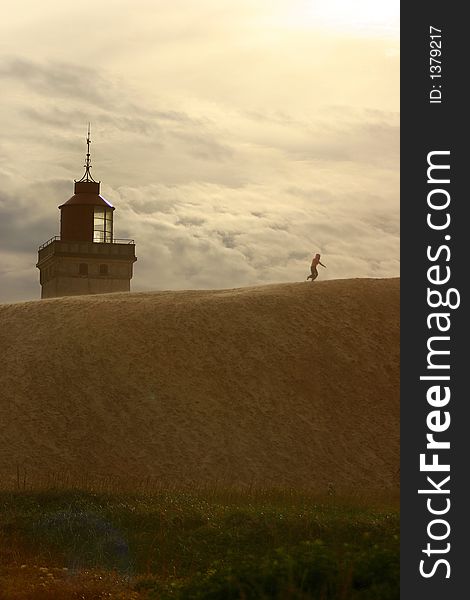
[36,128,137,299]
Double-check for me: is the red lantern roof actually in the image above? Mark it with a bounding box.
[59,181,114,209]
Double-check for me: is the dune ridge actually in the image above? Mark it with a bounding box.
[0,278,399,492]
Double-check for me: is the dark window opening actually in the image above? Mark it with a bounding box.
[99,264,109,275]
[79,263,88,276]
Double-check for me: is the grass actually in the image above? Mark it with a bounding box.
[0,487,399,599]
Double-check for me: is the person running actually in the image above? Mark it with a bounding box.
[307,253,326,281]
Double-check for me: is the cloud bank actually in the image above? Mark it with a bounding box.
[0,1,399,302]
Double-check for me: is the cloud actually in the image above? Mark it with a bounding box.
[0,168,399,302]
[0,188,60,253]
[0,57,112,105]
[170,131,233,161]
[0,1,399,302]
[109,181,399,291]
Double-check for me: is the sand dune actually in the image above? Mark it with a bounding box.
[0,278,399,492]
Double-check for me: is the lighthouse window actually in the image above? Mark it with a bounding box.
[79,263,88,275]
[93,207,113,243]
[99,264,109,275]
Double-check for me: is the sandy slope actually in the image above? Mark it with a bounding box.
[0,278,399,492]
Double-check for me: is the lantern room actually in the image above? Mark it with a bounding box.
[59,180,115,243]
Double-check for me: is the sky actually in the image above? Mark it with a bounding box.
[0,0,399,302]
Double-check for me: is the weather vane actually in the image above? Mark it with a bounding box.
[77,122,98,183]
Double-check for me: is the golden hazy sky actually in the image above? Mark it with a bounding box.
[0,0,399,301]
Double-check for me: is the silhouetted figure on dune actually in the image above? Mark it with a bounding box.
[307,253,326,281]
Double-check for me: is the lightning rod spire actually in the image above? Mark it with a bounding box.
[77,123,97,183]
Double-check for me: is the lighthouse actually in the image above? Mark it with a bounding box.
[36,128,137,298]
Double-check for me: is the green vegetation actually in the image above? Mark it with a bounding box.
[0,489,399,599]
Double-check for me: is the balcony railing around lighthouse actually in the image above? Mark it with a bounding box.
[37,236,136,265]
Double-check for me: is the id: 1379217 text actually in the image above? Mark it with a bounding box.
[429,26,443,104]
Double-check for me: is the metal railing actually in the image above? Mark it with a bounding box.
[38,236,60,250]
[38,236,135,250]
